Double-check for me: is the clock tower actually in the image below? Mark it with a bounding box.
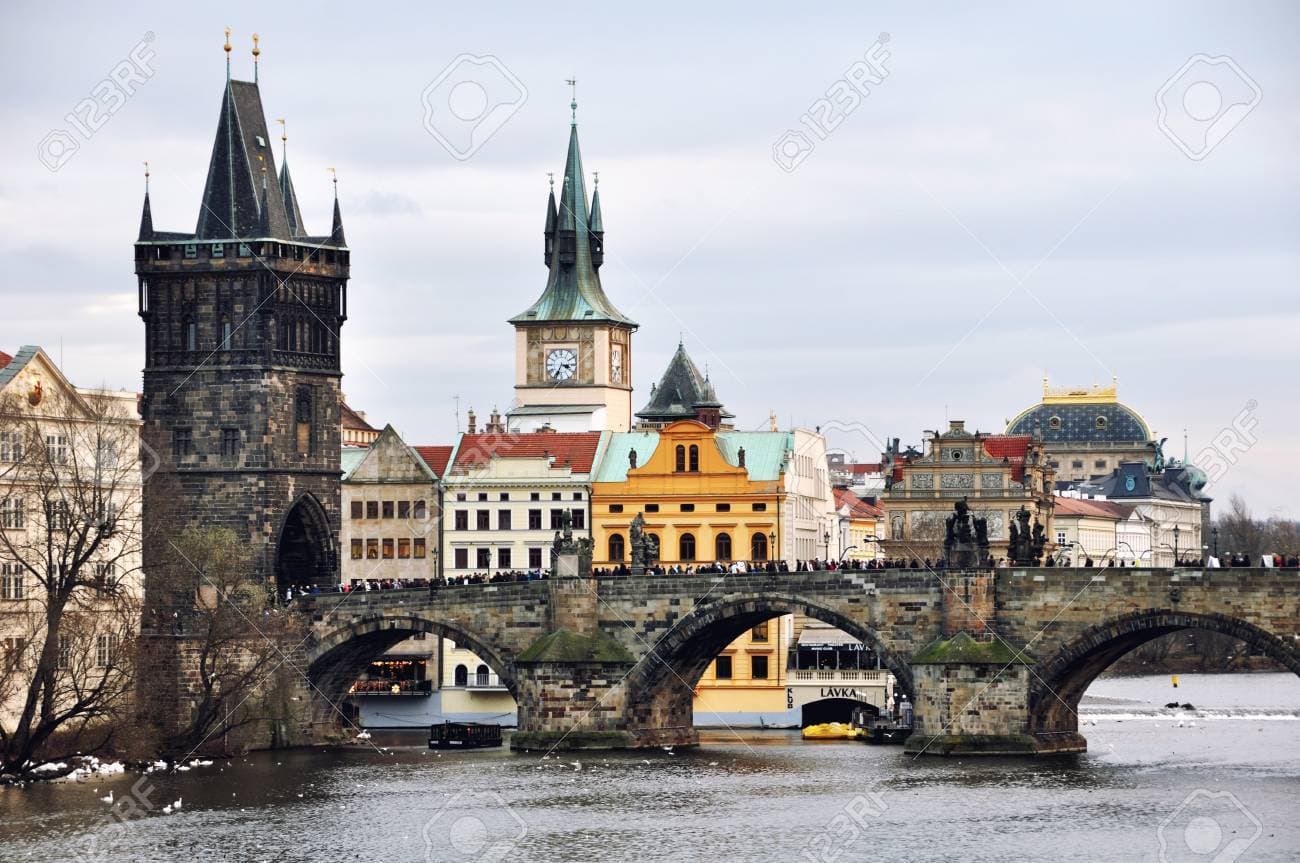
[507,100,637,432]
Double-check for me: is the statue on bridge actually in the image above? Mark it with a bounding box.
[630,512,658,576]
[944,497,989,568]
[550,508,591,576]
[1008,506,1047,566]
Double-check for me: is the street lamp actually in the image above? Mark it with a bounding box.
[1211,526,1219,558]
[768,530,776,563]
[1172,525,1181,565]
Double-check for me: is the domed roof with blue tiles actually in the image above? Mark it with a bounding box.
[1006,380,1151,443]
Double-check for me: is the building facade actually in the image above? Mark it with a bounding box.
[880,420,1055,562]
[833,487,884,562]
[1064,461,1209,566]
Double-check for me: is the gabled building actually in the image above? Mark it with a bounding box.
[341,400,379,448]
[1063,461,1209,566]
[880,420,1055,562]
[440,430,604,577]
[634,341,734,430]
[833,487,884,562]
[507,101,637,433]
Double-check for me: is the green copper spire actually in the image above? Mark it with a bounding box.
[510,103,635,327]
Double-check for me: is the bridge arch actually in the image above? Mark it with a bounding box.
[1029,610,1300,736]
[274,492,334,589]
[304,613,518,727]
[623,595,912,734]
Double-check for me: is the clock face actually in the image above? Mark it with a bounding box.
[545,348,578,381]
[610,345,624,383]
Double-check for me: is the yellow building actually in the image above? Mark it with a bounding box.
[693,617,791,723]
[591,419,784,568]
[438,637,517,723]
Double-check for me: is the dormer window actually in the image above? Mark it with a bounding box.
[211,242,224,258]
[1049,415,1062,431]
[1095,415,1108,430]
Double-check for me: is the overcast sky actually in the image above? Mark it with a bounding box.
[3,2,1296,519]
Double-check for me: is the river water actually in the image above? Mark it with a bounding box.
[3,673,1298,862]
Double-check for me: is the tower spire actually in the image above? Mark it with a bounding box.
[224,27,232,80]
[138,161,153,241]
[329,168,346,246]
[277,118,305,236]
[566,77,577,124]
[252,33,260,83]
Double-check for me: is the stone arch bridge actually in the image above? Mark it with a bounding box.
[284,567,1297,755]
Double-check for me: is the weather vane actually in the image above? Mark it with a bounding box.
[566,77,577,121]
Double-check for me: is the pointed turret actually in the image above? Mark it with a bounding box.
[543,175,558,265]
[195,77,292,239]
[510,103,634,327]
[138,173,154,242]
[636,342,734,429]
[330,182,347,246]
[589,174,604,268]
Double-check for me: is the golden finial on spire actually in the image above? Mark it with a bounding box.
[143,160,150,193]
[328,166,338,195]
[252,33,261,82]
[277,117,286,142]
[547,171,554,189]
[593,170,599,188]
[223,27,232,54]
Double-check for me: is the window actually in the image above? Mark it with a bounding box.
[398,538,411,559]
[688,445,699,472]
[0,498,24,530]
[456,493,467,502]
[498,548,512,568]
[715,656,732,679]
[609,504,624,513]
[211,242,225,258]
[454,548,468,568]
[350,501,363,520]
[716,533,732,561]
[609,534,625,561]
[0,431,22,462]
[186,319,197,351]
[366,501,379,519]
[454,511,468,530]
[498,510,512,530]
[1,564,24,599]
[454,664,468,687]
[1056,531,1067,546]
[382,539,394,559]
[57,635,72,670]
[751,621,769,642]
[675,445,686,472]
[221,319,233,348]
[476,548,491,569]
[476,511,490,530]
[398,500,411,519]
[1071,460,1084,470]
[413,500,428,521]
[477,492,488,502]
[530,492,540,501]
[475,664,490,687]
[751,655,769,680]
[350,539,363,560]
[751,532,769,561]
[1096,416,1108,430]
[46,439,70,465]
[96,634,119,668]
[528,509,542,530]
[572,492,583,501]
[170,428,192,460]
[679,533,696,561]
[551,492,562,501]
[413,538,426,559]
[550,510,565,530]
[715,503,731,512]
[221,428,240,458]
[751,503,767,512]
[528,548,542,569]
[571,509,585,530]
[499,493,510,501]
[680,504,695,513]
[645,504,660,513]
[1094,460,1107,470]
[1049,415,1062,430]
[382,501,394,519]
[3,637,27,657]
[365,539,379,559]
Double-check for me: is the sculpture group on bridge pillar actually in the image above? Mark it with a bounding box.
[550,508,592,576]
[1007,505,1047,566]
[943,497,990,569]
[629,512,658,576]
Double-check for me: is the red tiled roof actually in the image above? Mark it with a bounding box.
[982,434,1032,460]
[0,351,11,369]
[450,431,603,474]
[834,487,883,519]
[847,462,883,475]
[414,445,454,478]
[340,401,375,431]
[1053,497,1130,520]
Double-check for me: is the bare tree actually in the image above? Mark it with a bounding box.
[1214,494,1300,561]
[150,526,305,759]
[0,387,143,780]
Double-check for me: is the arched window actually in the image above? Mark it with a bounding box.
[689,445,699,472]
[679,533,696,562]
[185,318,197,351]
[609,533,625,561]
[453,664,468,687]
[475,664,489,686]
[715,532,732,561]
[751,532,768,561]
[221,317,232,349]
[675,445,686,472]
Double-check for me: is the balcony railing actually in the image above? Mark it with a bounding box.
[790,669,888,683]
[350,679,432,695]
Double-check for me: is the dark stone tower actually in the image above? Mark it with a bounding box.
[135,57,349,609]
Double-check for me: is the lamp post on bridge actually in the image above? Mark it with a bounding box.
[1173,525,1181,566]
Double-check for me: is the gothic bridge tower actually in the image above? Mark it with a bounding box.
[135,38,349,611]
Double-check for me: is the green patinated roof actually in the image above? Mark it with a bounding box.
[593,430,791,483]
[509,120,636,327]
[340,446,368,479]
[636,342,731,423]
[911,632,1034,665]
[715,431,792,482]
[517,628,634,664]
[593,431,659,482]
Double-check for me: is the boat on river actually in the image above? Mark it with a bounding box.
[801,722,863,740]
[428,721,503,749]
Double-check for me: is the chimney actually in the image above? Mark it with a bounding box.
[486,406,505,434]
[466,409,477,434]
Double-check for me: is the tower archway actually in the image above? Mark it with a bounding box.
[275,493,334,589]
